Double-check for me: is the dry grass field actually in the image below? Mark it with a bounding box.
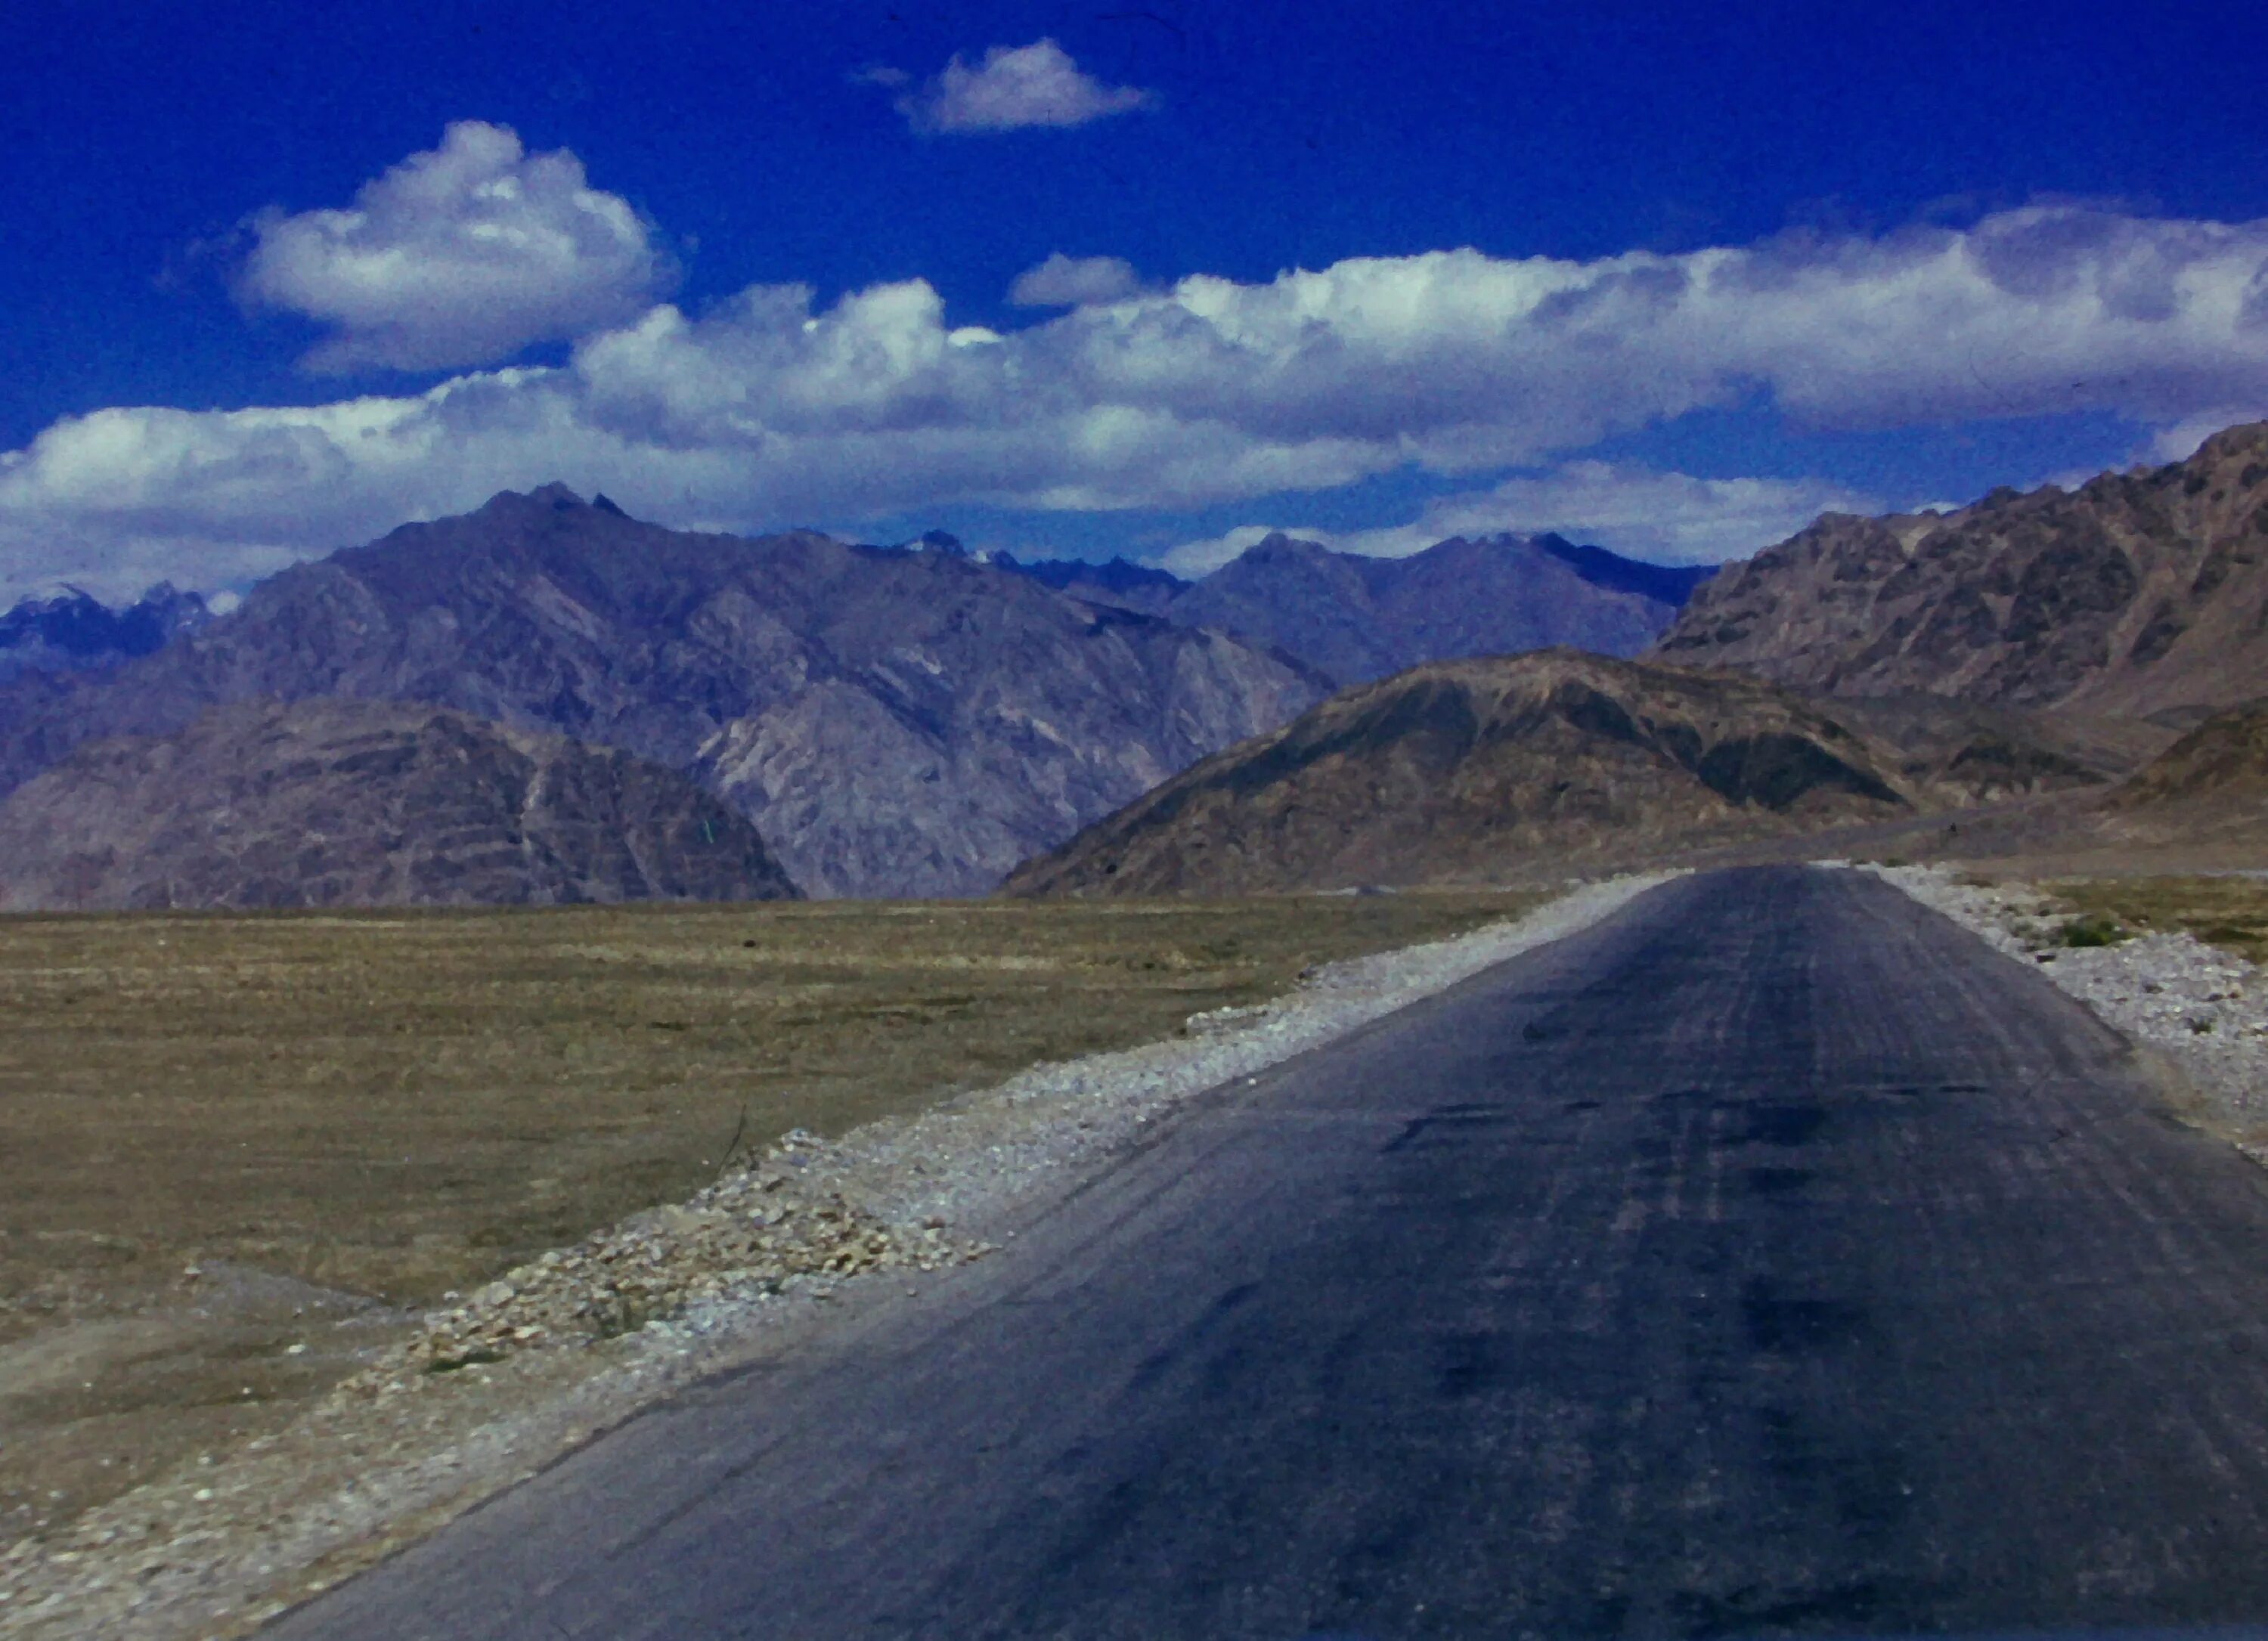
[2046,875,2268,961]
[0,891,1532,1539]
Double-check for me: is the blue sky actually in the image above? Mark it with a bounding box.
[4,0,2267,599]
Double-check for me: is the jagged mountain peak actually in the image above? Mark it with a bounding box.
[1045,530,1712,688]
[0,582,211,680]
[1241,531,1333,559]
[1652,418,2268,716]
[470,481,610,519]
[0,491,1322,899]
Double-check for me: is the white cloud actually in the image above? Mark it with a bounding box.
[8,202,2268,599]
[895,40,1154,134]
[1033,209,2268,461]
[2144,406,2268,462]
[1009,252,1143,308]
[1157,463,1876,576]
[237,121,674,373]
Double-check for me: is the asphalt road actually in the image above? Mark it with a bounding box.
[271,867,2268,1639]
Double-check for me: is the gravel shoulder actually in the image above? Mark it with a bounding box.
[0,874,1674,1641]
[1866,865,2268,1150]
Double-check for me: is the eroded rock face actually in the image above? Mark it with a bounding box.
[1651,422,2268,717]
[2103,701,2268,814]
[0,488,1325,897]
[0,697,801,910]
[1005,649,1916,897]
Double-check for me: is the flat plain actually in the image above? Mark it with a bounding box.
[271,867,2268,1639]
[0,891,1531,1545]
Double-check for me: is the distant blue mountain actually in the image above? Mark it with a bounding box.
[991,553,1188,600]
[1532,534,1717,606]
[989,531,1719,687]
[0,584,209,677]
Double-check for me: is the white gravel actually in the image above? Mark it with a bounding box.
[0,872,1675,1641]
[1866,864,2268,1137]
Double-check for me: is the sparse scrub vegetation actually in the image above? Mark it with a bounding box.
[2049,877,2268,964]
[2058,912,2131,948]
[0,891,1531,1534]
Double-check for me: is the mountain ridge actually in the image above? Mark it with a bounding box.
[1005,531,1707,687]
[0,696,800,911]
[1652,421,2268,717]
[0,584,210,680]
[0,488,1325,898]
[1005,650,1923,897]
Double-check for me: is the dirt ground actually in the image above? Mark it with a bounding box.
[0,892,1530,1549]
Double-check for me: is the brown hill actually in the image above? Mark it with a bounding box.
[0,697,801,911]
[1652,421,2268,717]
[0,488,1322,898]
[1809,695,2174,804]
[2102,701,2268,816]
[1004,651,1918,897]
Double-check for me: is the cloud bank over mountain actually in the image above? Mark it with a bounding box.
[1160,466,1880,574]
[5,122,2268,599]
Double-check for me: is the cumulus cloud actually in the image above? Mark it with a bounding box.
[1157,464,1876,576]
[1009,252,1144,308]
[237,121,674,373]
[894,40,1154,134]
[8,202,2268,598]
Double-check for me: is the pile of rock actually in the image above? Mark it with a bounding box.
[1178,1002,1275,1036]
[354,1132,990,1389]
[2039,932,2264,1038]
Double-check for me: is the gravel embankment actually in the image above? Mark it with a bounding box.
[1868,865,2268,1140]
[0,873,1674,1641]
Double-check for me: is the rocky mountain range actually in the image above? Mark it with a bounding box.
[1005,650,1921,897]
[1654,421,2268,718]
[990,552,1186,605]
[1013,423,2268,897]
[17,416,2267,909]
[999,531,1712,685]
[0,488,1322,899]
[0,584,210,681]
[0,697,798,912]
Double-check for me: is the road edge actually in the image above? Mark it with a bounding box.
[1,872,1681,1641]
